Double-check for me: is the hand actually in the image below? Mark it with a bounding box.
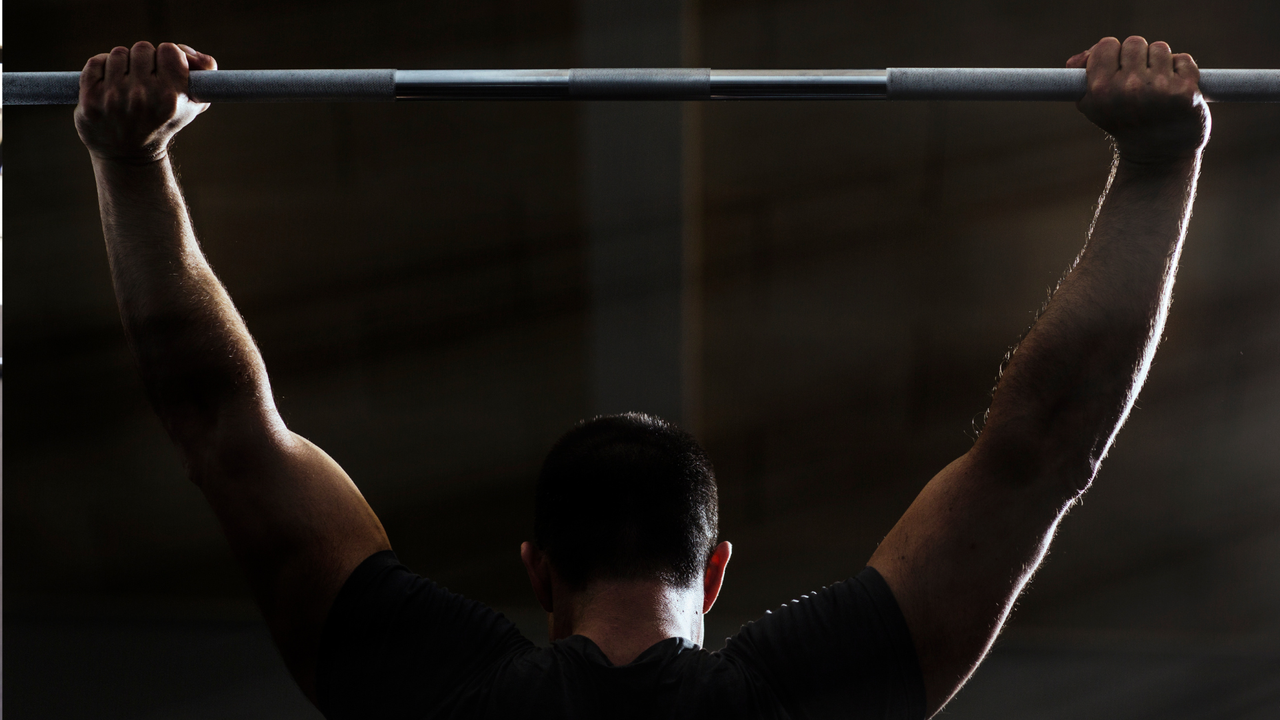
[75,42,217,165]
[1067,36,1211,166]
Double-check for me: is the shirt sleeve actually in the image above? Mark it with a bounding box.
[316,550,534,719]
[719,566,926,720]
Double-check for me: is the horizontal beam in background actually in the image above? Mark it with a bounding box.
[4,67,1279,105]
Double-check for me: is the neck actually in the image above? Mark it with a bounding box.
[551,578,704,665]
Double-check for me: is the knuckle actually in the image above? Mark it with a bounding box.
[127,87,148,110]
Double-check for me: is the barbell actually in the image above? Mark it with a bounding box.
[4,67,1279,105]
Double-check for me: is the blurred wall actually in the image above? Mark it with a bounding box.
[4,1,1279,718]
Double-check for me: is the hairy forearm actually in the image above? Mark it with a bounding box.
[94,156,279,455]
[981,154,1199,493]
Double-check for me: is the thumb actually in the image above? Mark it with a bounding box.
[156,42,190,86]
[178,44,218,71]
[1066,50,1090,69]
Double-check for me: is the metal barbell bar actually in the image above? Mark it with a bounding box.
[5,67,1279,105]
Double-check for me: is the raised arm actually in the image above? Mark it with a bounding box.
[867,36,1210,716]
[76,42,390,701]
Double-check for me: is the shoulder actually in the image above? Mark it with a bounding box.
[719,569,926,719]
[317,551,536,719]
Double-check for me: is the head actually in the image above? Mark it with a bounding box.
[520,413,731,641]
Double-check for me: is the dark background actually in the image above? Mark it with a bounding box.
[5,1,1280,717]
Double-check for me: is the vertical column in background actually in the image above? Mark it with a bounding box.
[580,0,703,433]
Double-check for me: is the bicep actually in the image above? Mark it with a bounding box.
[188,411,390,701]
[867,446,1071,717]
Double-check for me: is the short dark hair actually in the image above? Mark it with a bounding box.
[534,413,719,590]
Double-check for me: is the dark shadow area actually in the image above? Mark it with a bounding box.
[4,0,1280,717]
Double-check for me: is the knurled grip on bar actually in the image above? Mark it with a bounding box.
[1196,69,1280,102]
[2,69,397,105]
[191,69,396,102]
[5,72,82,105]
[886,67,1280,102]
[888,68,1086,101]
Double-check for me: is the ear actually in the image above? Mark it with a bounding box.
[521,541,554,613]
[701,541,733,614]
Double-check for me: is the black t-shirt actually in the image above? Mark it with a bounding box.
[318,551,925,719]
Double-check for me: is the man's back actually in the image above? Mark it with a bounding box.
[317,552,924,719]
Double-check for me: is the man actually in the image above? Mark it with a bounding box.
[75,36,1209,718]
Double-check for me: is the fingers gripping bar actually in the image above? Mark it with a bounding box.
[5,67,1279,105]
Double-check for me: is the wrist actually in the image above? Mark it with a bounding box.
[90,152,176,196]
[90,150,171,169]
[1114,150,1200,174]
[1113,134,1207,171]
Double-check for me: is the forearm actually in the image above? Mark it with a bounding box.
[78,45,394,704]
[94,156,280,455]
[980,154,1200,492]
[871,39,1209,717]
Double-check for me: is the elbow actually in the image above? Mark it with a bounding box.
[973,418,1101,501]
[132,324,277,459]
[167,393,289,486]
